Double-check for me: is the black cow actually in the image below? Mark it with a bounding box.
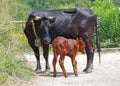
[24,7,101,73]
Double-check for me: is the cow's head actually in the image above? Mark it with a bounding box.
[32,16,55,44]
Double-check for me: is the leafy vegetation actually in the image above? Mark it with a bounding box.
[91,0,120,47]
[0,51,33,83]
[0,0,120,84]
[9,0,120,48]
[0,0,33,84]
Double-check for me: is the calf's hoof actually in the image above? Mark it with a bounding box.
[75,74,78,77]
[64,74,68,78]
[53,74,56,77]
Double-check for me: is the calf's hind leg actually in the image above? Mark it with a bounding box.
[59,52,67,77]
[52,53,58,77]
[71,57,78,77]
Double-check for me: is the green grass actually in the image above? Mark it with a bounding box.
[0,51,33,84]
[0,73,8,84]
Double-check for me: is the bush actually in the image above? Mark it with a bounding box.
[91,0,120,47]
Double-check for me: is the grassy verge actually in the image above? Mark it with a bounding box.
[0,51,33,84]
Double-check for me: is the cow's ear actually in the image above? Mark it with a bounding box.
[41,16,48,21]
[49,17,56,23]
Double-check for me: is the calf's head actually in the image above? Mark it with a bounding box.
[77,38,86,54]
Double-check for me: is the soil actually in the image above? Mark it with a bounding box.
[9,52,120,86]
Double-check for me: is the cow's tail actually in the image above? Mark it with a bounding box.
[95,23,101,64]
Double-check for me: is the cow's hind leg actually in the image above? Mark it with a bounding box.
[43,44,50,74]
[83,38,94,73]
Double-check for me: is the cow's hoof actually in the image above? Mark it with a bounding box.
[35,69,42,73]
[45,69,50,75]
[83,68,92,73]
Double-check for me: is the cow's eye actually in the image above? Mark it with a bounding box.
[40,21,45,26]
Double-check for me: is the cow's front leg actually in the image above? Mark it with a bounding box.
[83,38,94,73]
[43,44,50,73]
[33,48,41,73]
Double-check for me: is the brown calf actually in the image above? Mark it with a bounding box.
[52,36,86,77]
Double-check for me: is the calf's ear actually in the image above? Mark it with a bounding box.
[48,17,56,23]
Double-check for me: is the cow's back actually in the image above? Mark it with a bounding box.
[25,7,97,43]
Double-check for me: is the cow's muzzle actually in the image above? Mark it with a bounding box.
[43,38,51,44]
[35,37,41,47]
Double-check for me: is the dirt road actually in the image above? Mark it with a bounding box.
[14,52,120,86]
